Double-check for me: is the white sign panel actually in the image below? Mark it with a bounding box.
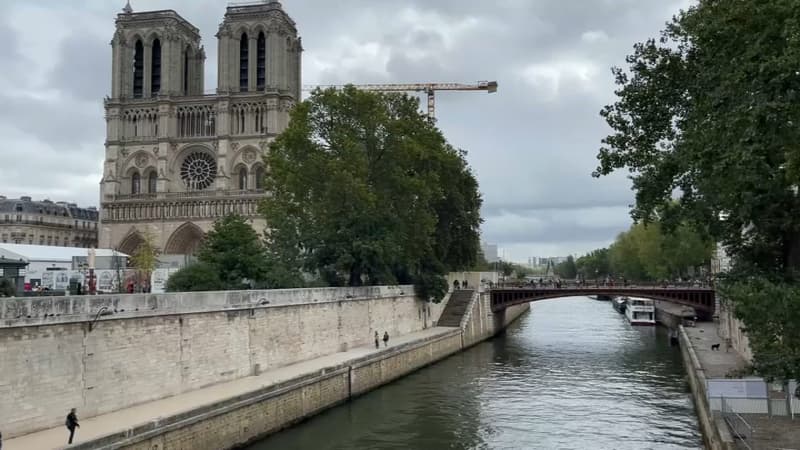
[707,378,768,399]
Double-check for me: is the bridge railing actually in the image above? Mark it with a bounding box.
[490,280,714,290]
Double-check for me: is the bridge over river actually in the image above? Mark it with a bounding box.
[489,285,716,319]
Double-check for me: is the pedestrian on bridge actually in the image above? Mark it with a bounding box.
[383,331,389,347]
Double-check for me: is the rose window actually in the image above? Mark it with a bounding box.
[180,152,216,190]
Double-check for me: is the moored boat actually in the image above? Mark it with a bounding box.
[625,297,656,325]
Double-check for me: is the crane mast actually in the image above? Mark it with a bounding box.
[302,81,498,119]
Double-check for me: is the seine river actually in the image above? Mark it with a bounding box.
[250,297,703,450]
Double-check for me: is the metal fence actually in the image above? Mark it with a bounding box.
[721,397,754,450]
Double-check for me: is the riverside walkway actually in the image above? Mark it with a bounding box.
[684,322,800,449]
[4,327,455,450]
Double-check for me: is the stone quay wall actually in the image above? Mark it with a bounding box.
[0,285,448,438]
[68,293,529,449]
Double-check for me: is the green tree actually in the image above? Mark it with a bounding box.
[608,230,647,281]
[130,232,160,289]
[499,261,514,278]
[261,87,482,302]
[576,248,610,279]
[165,262,223,292]
[594,0,800,379]
[197,214,270,289]
[555,256,577,279]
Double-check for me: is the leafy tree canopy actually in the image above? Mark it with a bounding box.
[554,255,577,280]
[165,262,223,292]
[197,214,270,289]
[594,0,800,380]
[261,87,483,302]
[129,232,160,284]
[595,0,800,277]
[167,214,279,292]
[577,220,712,282]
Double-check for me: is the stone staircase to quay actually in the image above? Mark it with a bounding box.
[437,289,475,327]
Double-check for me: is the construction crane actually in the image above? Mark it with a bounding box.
[302,81,498,120]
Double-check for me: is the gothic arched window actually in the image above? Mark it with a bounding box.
[148,172,157,193]
[239,33,249,91]
[255,166,265,190]
[257,32,266,90]
[238,167,248,190]
[133,40,144,98]
[131,172,141,194]
[151,38,162,96]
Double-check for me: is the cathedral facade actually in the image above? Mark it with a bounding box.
[99,1,302,256]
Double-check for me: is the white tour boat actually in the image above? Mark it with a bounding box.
[625,297,656,326]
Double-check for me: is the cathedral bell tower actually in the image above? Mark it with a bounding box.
[216,1,302,100]
[99,1,302,258]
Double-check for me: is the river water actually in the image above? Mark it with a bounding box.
[250,296,703,450]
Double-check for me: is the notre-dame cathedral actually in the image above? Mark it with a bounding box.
[99,1,302,256]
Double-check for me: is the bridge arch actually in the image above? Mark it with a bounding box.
[489,287,716,319]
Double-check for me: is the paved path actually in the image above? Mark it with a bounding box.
[685,321,747,378]
[685,322,800,450]
[4,327,456,450]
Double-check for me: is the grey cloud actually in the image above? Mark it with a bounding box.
[48,32,111,101]
[0,94,103,148]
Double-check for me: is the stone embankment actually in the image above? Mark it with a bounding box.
[2,287,528,450]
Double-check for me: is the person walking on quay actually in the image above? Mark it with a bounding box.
[374,331,380,349]
[66,408,80,444]
[383,331,389,347]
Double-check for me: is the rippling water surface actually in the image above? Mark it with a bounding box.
[250,297,703,450]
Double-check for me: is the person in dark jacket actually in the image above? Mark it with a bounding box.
[66,408,80,444]
[383,331,389,347]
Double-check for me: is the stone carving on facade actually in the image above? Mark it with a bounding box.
[159,168,166,178]
[231,142,240,152]
[259,140,269,151]
[212,140,219,150]
[170,142,179,152]
[243,149,257,164]
[135,153,149,168]
[152,146,159,156]
[120,148,130,158]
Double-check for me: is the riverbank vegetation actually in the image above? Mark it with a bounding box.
[593,0,800,381]
[573,221,712,282]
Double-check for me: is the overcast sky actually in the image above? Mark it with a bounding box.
[0,0,691,262]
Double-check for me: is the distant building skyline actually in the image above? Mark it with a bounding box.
[0,196,98,248]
